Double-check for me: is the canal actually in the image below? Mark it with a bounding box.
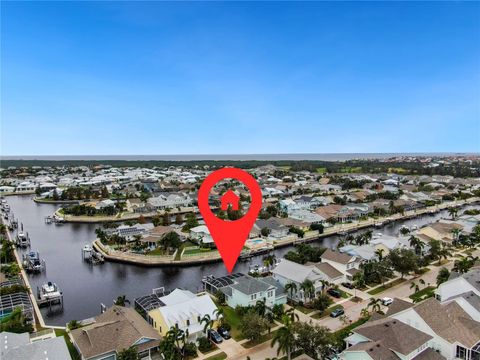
[5,195,479,326]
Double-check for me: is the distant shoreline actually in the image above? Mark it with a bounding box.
[1,152,479,162]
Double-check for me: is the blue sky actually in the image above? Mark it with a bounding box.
[1,2,479,156]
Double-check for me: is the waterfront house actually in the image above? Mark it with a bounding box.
[147,289,218,340]
[221,275,287,308]
[416,222,464,244]
[254,218,290,239]
[321,249,361,281]
[70,305,161,360]
[147,193,192,210]
[189,225,215,247]
[271,259,334,301]
[95,199,115,210]
[1,330,71,360]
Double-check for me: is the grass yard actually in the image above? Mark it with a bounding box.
[55,329,81,360]
[311,304,343,319]
[316,167,327,174]
[340,289,352,299]
[182,246,214,256]
[415,268,431,275]
[333,316,370,341]
[216,305,244,341]
[295,304,315,314]
[205,352,227,360]
[367,278,406,295]
[409,286,436,303]
[340,167,362,173]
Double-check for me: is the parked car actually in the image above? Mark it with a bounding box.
[381,297,393,306]
[330,307,345,318]
[217,327,231,340]
[208,329,223,344]
[327,288,342,298]
[341,282,354,289]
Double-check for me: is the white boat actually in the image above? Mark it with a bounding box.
[23,251,44,272]
[16,232,29,247]
[38,282,62,302]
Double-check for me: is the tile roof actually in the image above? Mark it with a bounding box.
[354,318,432,355]
[386,298,414,316]
[321,248,354,265]
[230,275,273,295]
[313,262,343,279]
[413,298,480,347]
[345,340,398,360]
[70,306,160,359]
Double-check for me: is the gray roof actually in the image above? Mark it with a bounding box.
[230,275,273,295]
[413,347,446,360]
[355,318,432,355]
[463,268,480,292]
[258,276,286,296]
[387,298,414,316]
[445,291,480,312]
[0,332,29,358]
[1,333,71,360]
[255,218,286,231]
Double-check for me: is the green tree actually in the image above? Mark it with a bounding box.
[292,322,334,360]
[368,298,381,313]
[388,248,419,278]
[436,267,450,286]
[114,295,130,307]
[312,293,332,313]
[240,310,269,343]
[118,347,139,360]
[161,232,181,251]
[182,213,199,232]
[271,316,296,360]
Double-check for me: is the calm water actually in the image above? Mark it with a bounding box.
[6,195,478,326]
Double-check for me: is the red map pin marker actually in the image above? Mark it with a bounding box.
[198,168,262,272]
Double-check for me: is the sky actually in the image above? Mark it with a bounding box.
[1,1,479,156]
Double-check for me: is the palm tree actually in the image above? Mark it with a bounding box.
[399,226,410,236]
[451,229,461,246]
[319,279,331,293]
[360,307,370,319]
[368,298,381,313]
[409,235,425,256]
[284,307,299,323]
[410,281,420,294]
[284,282,297,301]
[201,314,214,334]
[453,256,475,274]
[271,316,296,360]
[438,244,452,265]
[299,279,315,303]
[114,295,130,307]
[255,298,268,317]
[448,207,458,220]
[374,248,385,261]
[263,254,276,270]
[213,308,224,327]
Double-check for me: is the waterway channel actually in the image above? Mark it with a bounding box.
[5,195,479,326]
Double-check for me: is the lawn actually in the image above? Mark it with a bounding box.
[340,289,352,299]
[333,316,370,341]
[242,329,278,349]
[182,246,214,256]
[295,304,315,314]
[216,304,244,341]
[340,167,362,173]
[55,329,81,360]
[311,304,343,319]
[409,286,436,303]
[415,268,431,275]
[316,167,327,174]
[367,278,406,295]
[205,352,227,360]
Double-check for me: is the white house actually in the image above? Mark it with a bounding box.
[390,297,480,360]
[189,225,214,245]
[222,275,287,308]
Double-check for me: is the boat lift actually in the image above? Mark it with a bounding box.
[82,244,105,265]
[22,251,46,273]
[36,282,63,309]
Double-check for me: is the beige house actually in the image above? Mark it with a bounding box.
[417,222,463,244]
[70,306,161,360]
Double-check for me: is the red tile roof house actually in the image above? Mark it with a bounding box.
[70,305,161,360]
